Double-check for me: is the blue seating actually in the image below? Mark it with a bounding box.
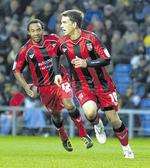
[141,98,150,109]
[140,114,150,136]
[114,64,132,73]
[113,75,132,84]
[116,84,129,94]
[140,98,150,135]
[134,85,145,97]
[113,64,132,95]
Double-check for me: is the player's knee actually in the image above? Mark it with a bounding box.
[63,99,75,110]
[82,101,97,120]
[65,102,75,110]
[84,109,97,120]
[110,119,122,129]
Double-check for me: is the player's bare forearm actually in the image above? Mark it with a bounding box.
[13,71,29,89]
[13,71,35,98]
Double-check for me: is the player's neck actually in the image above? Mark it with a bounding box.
[70,28,81,41]
[32,36,44,46]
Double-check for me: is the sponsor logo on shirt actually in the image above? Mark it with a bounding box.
[38,58,53,70]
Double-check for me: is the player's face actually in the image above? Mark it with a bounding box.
[60,16,76,36]
[28,23,43,43]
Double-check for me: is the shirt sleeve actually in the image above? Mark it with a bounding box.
[91,33,111,60]
[12,47,27,73]
[86,58,110,67]
[46,34,59,57]
[57,38,63,57]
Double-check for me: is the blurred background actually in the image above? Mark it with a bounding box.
[0,0,150,138]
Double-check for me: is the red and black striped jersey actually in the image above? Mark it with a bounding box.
[13,34,59,87]
[58,30,116,92]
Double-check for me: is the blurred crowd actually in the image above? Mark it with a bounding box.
[0,0,150,109]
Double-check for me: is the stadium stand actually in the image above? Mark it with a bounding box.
[0,0,150,136]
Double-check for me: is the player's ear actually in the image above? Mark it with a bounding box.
[73,22,77,28]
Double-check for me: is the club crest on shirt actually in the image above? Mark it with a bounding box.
[29,53,34,59]
[61,45,67,53]
[28,50,34,59]
[51,41,57,47]
[86,41,93,51]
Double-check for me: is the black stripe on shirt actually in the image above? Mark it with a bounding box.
[62,43,81,91]
[86,40,108,91]
[39,47,55,83]
[73,44,94,89]
[28,49,44,85]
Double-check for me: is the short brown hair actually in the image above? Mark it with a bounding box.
[61,9,84,28]
[27,19,44,31]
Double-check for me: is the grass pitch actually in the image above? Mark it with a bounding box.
[0,136,149,168]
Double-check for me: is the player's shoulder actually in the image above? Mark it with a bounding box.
[45,34,59,42]
[56,35,69,48]
[59,35,68,43]
[82,29,98,40]
[18,39,31,54]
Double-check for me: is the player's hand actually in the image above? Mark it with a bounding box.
[54,75,62,87]
[24,84,37,98]
[71,56,87,68]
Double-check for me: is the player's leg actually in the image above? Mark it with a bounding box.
[105,110,134,159]
[38,85,72,152]
[62,98,86,136]
[61,90,93,149]
[60,79,93,148]
[82,100,106,144]
[99,90,134,158]
[51,111,73,152]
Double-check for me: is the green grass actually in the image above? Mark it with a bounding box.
[0,136,149,168]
